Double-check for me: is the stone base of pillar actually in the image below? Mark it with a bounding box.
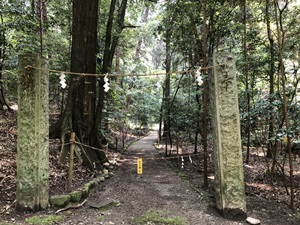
[218,207,247,220]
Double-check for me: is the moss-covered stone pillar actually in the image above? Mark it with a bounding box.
[210,51,247,219]
[16,54,49,211]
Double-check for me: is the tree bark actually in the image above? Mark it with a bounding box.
[243,0,251,164]
[266,0,276,159]
[163,27,172,149]
[95,0,128,130]
[0,14,11,111]
[202,0,208,188]
[274,0,294,209]
[55,0,103,170]
[266,0,277,181]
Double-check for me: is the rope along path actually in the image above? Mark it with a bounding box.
[25,64,224,77]
[57,140,202,161]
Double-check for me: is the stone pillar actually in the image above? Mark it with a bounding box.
[210,51,247,219]
[17,54,49,211]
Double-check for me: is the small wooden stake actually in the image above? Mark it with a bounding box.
[68,132,76,192]
[115,137,118,153]
[176,140,179,168]
[122,132,125,150]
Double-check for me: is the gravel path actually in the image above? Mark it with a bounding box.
[60,131,246,225]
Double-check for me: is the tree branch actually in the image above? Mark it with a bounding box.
[55,199,88,214]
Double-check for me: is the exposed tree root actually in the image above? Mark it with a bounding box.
[55,199,88,214]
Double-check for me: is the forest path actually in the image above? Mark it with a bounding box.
[61,130,245,224]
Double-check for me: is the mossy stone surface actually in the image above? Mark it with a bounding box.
[211,52,247,219]
[16,54,49,211]
[81,186,89,198]
[49,195,71,207]
[70,190,82,202]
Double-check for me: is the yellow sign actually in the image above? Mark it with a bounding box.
[137,158,143,174]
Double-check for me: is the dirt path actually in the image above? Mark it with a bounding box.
[59,131,246,225]
[1,129,299,224]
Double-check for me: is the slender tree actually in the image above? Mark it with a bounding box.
[0,12,11,110]
[274,0,294,209]
[95,0,128,128]
[243,0,251,164]
[202,0,208,187]
[266,0,278,181]
[163,26,172,150]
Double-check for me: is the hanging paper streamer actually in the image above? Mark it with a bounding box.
[113,154,117,164]
[156,76,161,90]
[189,156,193,164]
[103,75,110,92]
[181,156,184,169]
[195,67,203,86]
[283,136,288,144]
[59,73,67,89]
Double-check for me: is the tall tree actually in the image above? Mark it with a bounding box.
[50,0,131,169]
[274,0,294,209]
[202,0,208,188]
[163,26,172,149]
[266,0,278,181]
[95,0,128,134]
[243,0,251,164]
[53,0,102,169]
[0,11,11,110]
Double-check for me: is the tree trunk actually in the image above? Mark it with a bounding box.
[266,0,277,181]
[274,0,294,209]
[189,5,203,154]
[0,14,11,111]
[243,0,251,164]
[202,0,208,188]
[95,0,128,130]
[163,28,172,148]
[57,0,103,170]
[266,0,276,159]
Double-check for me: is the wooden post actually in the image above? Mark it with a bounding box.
[211,51,247,219]
[16,53,49,211]
[176,140,179,168]
[165,138,168,157]
[68,132,75,192]
[122,131,125,150]
[115,137,118,153]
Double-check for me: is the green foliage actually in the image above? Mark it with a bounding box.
[106,76,162,130]
[169,74,199,137]
[127,77,162,128]
[1,0,71,102]
[134,209,186,225]
[1,0,300,159]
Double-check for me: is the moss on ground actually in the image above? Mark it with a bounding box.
[97,201,119,212]
[25,214,64,225]
[134,209,186,225]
